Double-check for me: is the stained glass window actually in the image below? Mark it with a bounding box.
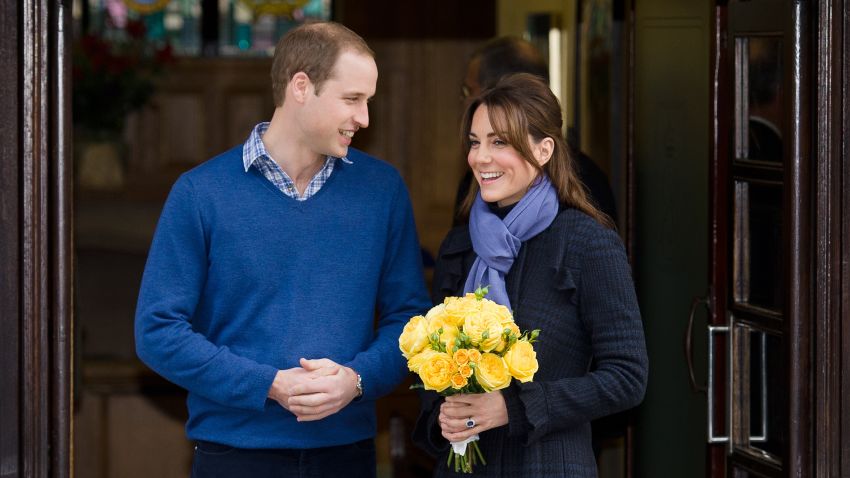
[73,0,332,56]
[221,0,331,55]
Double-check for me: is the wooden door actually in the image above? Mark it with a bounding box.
[706,0,811,476]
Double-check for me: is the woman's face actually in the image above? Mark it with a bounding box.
[467,105,546,207]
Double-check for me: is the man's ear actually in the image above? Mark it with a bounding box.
[535,137,555,166]
[289,72,313,103]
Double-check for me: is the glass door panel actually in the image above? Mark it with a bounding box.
[734,36,784,164]
[732,180,783,314]
[709,2,796,474]
[731,320,786,460]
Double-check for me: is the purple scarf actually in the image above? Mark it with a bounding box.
[463,175,559,309]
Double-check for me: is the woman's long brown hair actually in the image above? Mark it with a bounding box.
[458,73,612,228]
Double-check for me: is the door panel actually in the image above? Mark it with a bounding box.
[729,320,785,461]
[731,179,783,316]
[708,0,809,476]
[737,36,784,164]
[635,2,711,477]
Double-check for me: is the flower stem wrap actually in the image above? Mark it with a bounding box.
[448,435,486,474]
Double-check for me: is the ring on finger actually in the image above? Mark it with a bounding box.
[465,417,475,428]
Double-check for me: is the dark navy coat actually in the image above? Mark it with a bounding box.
[413,207,648,477]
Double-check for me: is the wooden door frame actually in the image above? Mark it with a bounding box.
[841,1,850,475]
[0,1,73,477]
[0,0,22,473]
[842,0,850,474]
[819,0,850,477]
[708,1,730,475]
[788,0,813,475]
[708,0,848,477]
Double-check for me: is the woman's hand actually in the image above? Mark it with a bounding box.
[438,392,508,442]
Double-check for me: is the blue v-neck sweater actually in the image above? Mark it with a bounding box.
[135,145,430,449]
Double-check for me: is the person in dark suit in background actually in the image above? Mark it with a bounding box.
[452,37,618,227]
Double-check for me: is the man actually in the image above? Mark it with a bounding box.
[453,36,618,226]
[135,22,430,478]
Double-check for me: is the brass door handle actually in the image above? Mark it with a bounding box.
[685,292,712,393]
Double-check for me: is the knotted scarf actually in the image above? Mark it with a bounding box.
[463,175,559,309]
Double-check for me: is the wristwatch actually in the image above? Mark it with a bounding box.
[354,373,363,399]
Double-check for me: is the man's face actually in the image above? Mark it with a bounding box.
[462,57,482,104]
[300,51,377,159]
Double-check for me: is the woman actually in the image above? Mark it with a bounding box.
[412,73,648,477]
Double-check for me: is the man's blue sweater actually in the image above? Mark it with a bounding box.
[135,145,430,449]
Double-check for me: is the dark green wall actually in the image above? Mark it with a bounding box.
[633,1,711,476]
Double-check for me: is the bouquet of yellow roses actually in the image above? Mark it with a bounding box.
[399,287,539,474]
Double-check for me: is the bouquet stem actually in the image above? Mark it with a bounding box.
[447,440,486,474]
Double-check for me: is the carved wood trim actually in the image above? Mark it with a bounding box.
[53,2,73,477]
[788,1,813,476]
[17,0,72,476]
[833,0,850,476]
[0,0,22,473]
[708,3,731,477]
[813,1,844,476]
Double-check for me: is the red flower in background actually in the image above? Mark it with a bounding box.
[155,43,174,65]
[73,21,172,137]
[125,19,146,39]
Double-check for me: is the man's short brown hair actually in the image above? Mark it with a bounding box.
[271,22,374,106]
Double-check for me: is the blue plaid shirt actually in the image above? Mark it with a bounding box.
[242,122,352,200]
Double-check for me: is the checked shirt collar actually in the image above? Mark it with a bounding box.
[242,122,352,201]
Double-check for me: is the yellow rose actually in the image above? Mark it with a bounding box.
[443,294,483,327]
[450,373,468,389]
[494,338,508,354]
[427,311,450,333]
[504,340,539,382]
[474,353,511,392]
[407,348,439,373]
[482,299,514,324]
[459,364,473,378]
[439,325,461,352]
[425,303,450,324]
[419,352,456,392]
[463,307,504,352]
[427,314,461,352]
[491,308,521,353]
[492,323,520,353]
[399,315,430,358]
[503,322,520,337]
[467,349,482,364]
[453,349,470,366]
